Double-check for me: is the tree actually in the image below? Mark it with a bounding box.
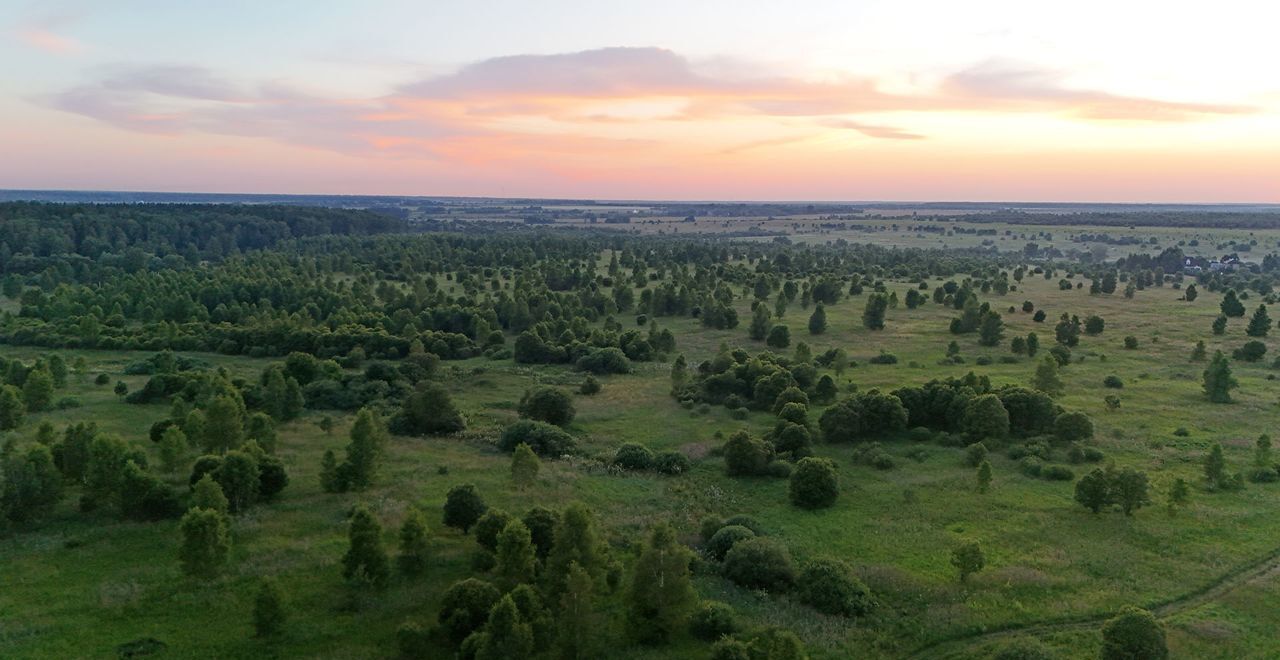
[343,408,386,490]
[796,558,872,617]
[1212,314,1228,335]
[1204,442,1228,490]
[22,366,54,412]
[1184,284,1198,302]
[495,520,537,589]
[1112,468,1151,516]
[0,385,24,430]
[723,430,770,476]
[766,324,791,349]
[1100,606,1168,660]
[203,395,244,453]
[962,394,1010,440]
[398,382,466,435]
[978,311,1005,346]
[1084,315,1106,335]
[1076,468,1112,513]
[1190,340,1207,361]
[977,460,993,493]
[158,426,187,473]
[191,473,229,517]
[1166,478,1190,516]
[808,304,827,335]
[114,381,129,398]
[1246,304,1271,337]
[342,506,389,588]
[626,523,697,644]
[178,507,230,579]
[1220,289,1245,317]
[438,579,502,644]
[252,578,287,637]
[749,304,771,341]
[1,444,64,523]
[788,457,839,509]
[556,562,603,659]
[510,442,540,489]
[443,483,488,534]
[862,293,888,330]
[475,595,534,660]
[544,503,604,601]
[1031,355,1064,396]
[950,540,985,582]
[217,450,259,513]
[1202,351,1237,403]
[1054,411,1094,443]
[518,387,576,427]
[398,508,431,577]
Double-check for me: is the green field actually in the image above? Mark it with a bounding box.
[4,267,1278,659]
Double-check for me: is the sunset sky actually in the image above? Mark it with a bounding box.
[3,0,1278,201]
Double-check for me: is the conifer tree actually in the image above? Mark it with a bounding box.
[343,408,386,490]
[510,442,540,489]
[1246,304,1271,337]
[495,520,538,589]
[1202,351,1237,403]
[543,503,603,601]
[1031,354,1065,396]
[625,524,696,644]
[342,506,389,588]
[398,508,431,577]
[807,304,827,335]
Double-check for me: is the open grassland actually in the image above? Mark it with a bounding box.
[2,272,1278,659]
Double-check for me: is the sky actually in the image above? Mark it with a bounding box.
[2,0,1278,202]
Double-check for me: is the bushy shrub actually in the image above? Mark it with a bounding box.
[690,601,739,640]
[723,515,766,536]
[723,537,796,592]
[707,525,756,561]
[576,347,632,374]
[612,443,655,471]
[796,559,873,617]
[1103,375,1124,389]
[789,457,839,509]
[498,420,576,456]
[654,450,691,475]
[1041,465,1075,481]
[517,387,576,426]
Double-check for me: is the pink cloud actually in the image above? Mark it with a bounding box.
[18,27,82,54]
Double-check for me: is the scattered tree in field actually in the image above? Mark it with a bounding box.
[342,506,389,589]
[962,394,1010,440]
[342,408,387,491]
[1076,468,1112,513]
[397,508,430,577]
[191,473,229,517]
[1166,478,1190,516]
[443,483,488,534]
[178,507,230,579]
[1184,284,1198,302]
[114,381,129,398]
[1031,355,1064,396]
[626,523,697,644]
[1246,304,1271,337]
[397,382,466,435]
[950,540,985,582]
[217,450,260,513]
[807,304,827,335]
[22,366,54,412]
[1100,606,1168,660]
[1211,314,1228,335]
[544,503,604,601]
[1202,351,1237,403]
[252,578,287,637]
[511,442,540,489]
[723,537,795,592]
[1220,289,1245,317]
[158,426,187,473]
[518,387,576,427]
[1190,340,1207,361]
[766,324,791,349]
[978,311,1005,346]
[789,457,840,509]
[723,430,771,477]
[749,305,772,341]
[438,578,501,644]
[862,293,888,330]
[977,460,993,493]
[1,444,63,523]
[1084,315,1106,335]
[1112,467,1151,516]
[1054,411,1094,443]
[1204,443,1229,490]
[203,395,244,453]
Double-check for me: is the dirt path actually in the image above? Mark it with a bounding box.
[904,548,1280,659]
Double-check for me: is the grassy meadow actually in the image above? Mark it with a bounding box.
[2,268,1278,659]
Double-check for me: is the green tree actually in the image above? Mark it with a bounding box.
[788,457,840,509]
[1076,468,1113,513]
[475,595,534,660]
[178,507,230,579]
[807,304,827,335]
[962,394,1010,440]
[398,508,431,577]
[217,450,259,513]
[749,304,772,341]
[495,520,537,589]
[1112,467,1151,516]
[978,311,1005,346]
[343,408,386,490]
[544,502,604,601]
[1166,478,1190,516]
[1031,354,1064,396]
[1202,351,1237,403]
[203,395,244,453]
[950,540,985,582]
[556,562,603,659]
[0,384,25,430]
[1204,442,1228,490]
[252,578,287,637]
[443,483,488,534]
[1246,304,1271,337]
[766,324,791,349]
[342,506,389,588]
[398,382,466,435]
[1,444,64,523]
[21,366,54,412]
[977,460,993,493]
[518,387,576,427]
[1220,289,1245,317]
[158,425,187,473]
[510,442,540,489]
[862,293,888,330]
[191,473,229,517]
[1100,606,1168,660]
[1190,340,1207,361]
[795,558,872,617]
[626,523,697,644]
